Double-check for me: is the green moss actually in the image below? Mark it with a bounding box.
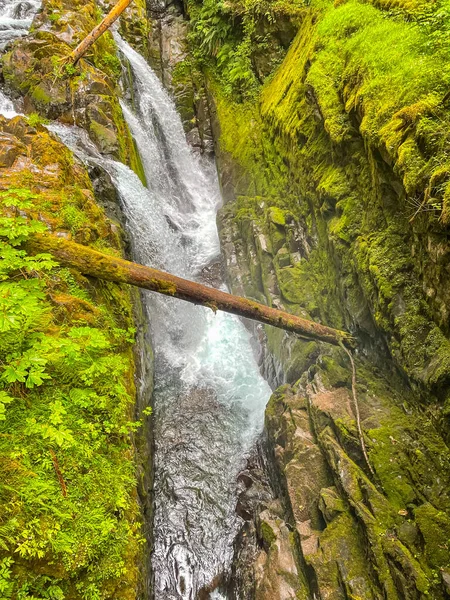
[59,204,89,234]
[415,503,450,568]
[308,511,375,592]
[149,279,177,296]
[30,85,52,105]
[0,120,143,598]
[213,1,450,389]
[319,355,350,388]
[259,520,277,550]
[130,137,147,187]
[89,120,119,154]
[265,384,292,421]
[268,206,287,226]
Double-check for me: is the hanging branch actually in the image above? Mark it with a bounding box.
[68,0,133,65]
[26,234,355,348]
[339,341,375,478]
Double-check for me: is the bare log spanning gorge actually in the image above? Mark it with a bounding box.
[69,0,133,64]
[26,234,354,347]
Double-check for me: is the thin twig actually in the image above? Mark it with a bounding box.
[339,341,376,478]
[50,449,67,497]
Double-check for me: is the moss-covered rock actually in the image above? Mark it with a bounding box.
[1,0,145,180]
[208,4,450,591]
[261,372,450,598]
[0,116,150,597]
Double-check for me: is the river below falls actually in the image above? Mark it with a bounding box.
[0,4,272,597]
[113,36,272,599]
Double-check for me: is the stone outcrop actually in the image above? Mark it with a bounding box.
[204,2,450,596]
[1,0,144,177]
[147,0,214,152]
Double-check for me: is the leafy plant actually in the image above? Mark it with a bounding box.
[26,113,50,128]
[0,186,143,595]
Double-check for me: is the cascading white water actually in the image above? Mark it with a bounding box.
[0,0,41,50]
[113,35,272,599]
[0,0,41,117]
[0,0,272,593]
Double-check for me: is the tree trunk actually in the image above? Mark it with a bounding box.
[69,0,133,65]
[26,234,354,347]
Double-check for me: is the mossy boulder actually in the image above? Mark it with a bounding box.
[1,1,144,179]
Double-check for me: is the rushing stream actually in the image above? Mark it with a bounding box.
[114,35,272,599]
[0,0,40,49]
[0,4,272,597]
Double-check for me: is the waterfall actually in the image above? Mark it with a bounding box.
[114,35,272,599]
[0,1,271,594]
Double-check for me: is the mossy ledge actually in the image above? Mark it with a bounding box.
[1,0,145,182]
[184,0,450,596]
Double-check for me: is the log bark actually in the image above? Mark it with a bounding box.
[69,0,133,65]
[26,234,354,347]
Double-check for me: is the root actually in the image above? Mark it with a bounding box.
[339,341,376,478]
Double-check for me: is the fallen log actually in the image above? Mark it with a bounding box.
[68,0,133,65]
[26,234,354,347]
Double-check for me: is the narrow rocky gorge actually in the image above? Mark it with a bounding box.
[0,0,449,599]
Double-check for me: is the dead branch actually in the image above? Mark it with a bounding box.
[68,0,133,65]
[50,449,67,497]
[26,234,354,348]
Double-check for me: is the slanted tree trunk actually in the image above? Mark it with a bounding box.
[26,234,354,347]
[69,0,133,65]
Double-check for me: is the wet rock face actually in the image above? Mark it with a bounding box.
[146,0,215,153]
[226,449,309,600]
[214,55,450,597]
[262,366,450,600]
[0,0,143,173]
[2,30,123,154]
[0,114,114,241]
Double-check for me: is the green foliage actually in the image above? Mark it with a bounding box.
[0,187,142,596]
[187,0,302,98]
[188,0,256,98]
[189,0,233,56]
[59,204,89,233]
[95,51,122,79]
[26,113,50,127]
[0,558,13,600]
[64,62,77,77]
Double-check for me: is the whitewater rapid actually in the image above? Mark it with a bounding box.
[114,35,271,599]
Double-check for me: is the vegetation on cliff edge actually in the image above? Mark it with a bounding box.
[0,121,145,599]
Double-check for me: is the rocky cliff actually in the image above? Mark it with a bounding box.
[173,0,450,597]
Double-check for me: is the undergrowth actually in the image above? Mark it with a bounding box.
[188,0,450,222]
[186,0,304,99]
[0,180,143,597]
